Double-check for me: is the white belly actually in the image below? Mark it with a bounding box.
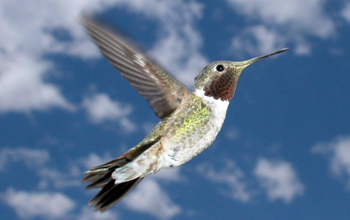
[162,89,229,168]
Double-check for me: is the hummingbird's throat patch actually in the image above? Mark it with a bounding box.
[203,73,237,101]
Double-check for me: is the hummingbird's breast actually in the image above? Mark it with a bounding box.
[161,89,229,168]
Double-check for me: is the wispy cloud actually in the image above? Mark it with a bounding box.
[123,178,181,220]
[0,147,82,190]
[80,152,113,170]
[231,25,294,56]
[153,167,183,182]
[254,158,304,203]
[77,207,118,220]
[37,166,81,189]
[0,147,50,171]
[82,93,136,132]
[197,161,252,202]
[312,135,350,188]
[341,2,350,24]
[100,0,207,86]
[226,0,335,55]
[224,126,241,140]
[2,188,75,219]
[128,0,207,86]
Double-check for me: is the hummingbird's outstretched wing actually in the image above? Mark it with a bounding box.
[82,18,191,119]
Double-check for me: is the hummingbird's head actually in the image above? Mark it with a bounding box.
[194,48,289,102]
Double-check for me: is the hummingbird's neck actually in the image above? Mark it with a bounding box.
[194,89,230,119]
[202,73,239,101]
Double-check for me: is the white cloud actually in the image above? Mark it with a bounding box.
[232,25,311,56]
[0,0,97,114]
[0,147,50,171]
[254,158,304,203]
[226,0,335,55]
[102,0,208,86]
[0,0,208,114]
[123,178,181,220]
[293,37,312,55]
[82,93,136,132]
[38,166,81,189]
[80,152,113,170]
[197,161,252,202]
[232,25,287,57]
[0,54,75,113]
[114,0,207,86]
[77,207,118,220]
[0,147,83,189]
[153,167,183,182]
[312,135,350,188]
[224,126,240,140]
[2,188,75,219]
[329,48,345,56]
[341,2,350,24]
[226,0,334,37]
[149,24,208,86]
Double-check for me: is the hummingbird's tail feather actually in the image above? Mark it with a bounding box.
[83,170,113,190]
[82,154,129,188]
[83,160,144,212]
[91,176,143,212]
[82,139,161,211]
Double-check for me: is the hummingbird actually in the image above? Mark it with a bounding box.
[81,17,288,212]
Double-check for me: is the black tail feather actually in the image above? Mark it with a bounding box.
[85,172,113,190]
[81,134,158,211]
[94,177,143,212]
[82,173,103,183]
[89,179,116,206]
[83,164,143,212]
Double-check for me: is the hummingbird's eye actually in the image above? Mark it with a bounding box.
[216,65,225,72]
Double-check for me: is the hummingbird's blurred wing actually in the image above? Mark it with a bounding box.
[82,18,191,119]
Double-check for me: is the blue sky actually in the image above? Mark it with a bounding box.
[1,0,350,219]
